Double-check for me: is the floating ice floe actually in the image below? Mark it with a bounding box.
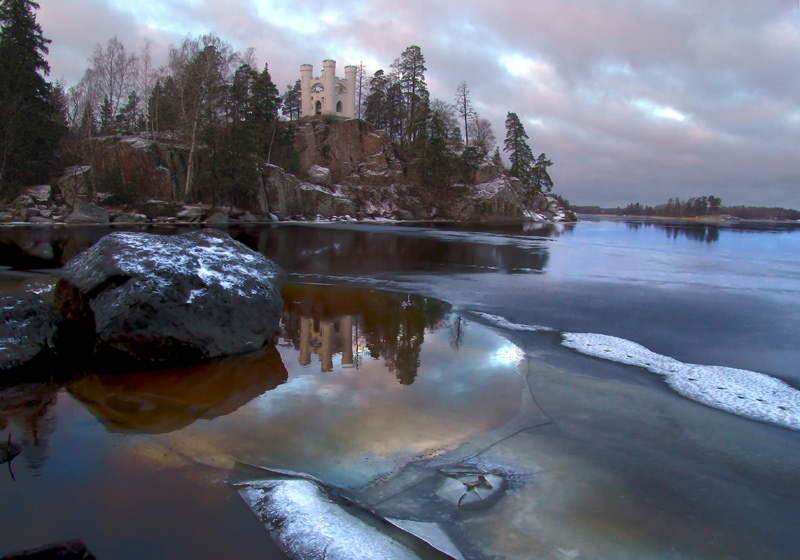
[240,479,421,560]
[474,312,554,333]
[562,332,800,431]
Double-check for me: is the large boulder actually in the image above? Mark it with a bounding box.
[0,293,63,372]
[54,229,286,363]
[58,166,94,208]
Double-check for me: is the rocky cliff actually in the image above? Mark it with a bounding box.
[1,119,575,225]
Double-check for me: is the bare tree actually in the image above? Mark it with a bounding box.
[468,117,496,155]
[430,98,460,140]
[356,61,368,120]
[88,36,138,119]
[167,33,237,200]
[135,39,158,138]
[454,81,475,146]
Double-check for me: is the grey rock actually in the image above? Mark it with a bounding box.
[112,212,148,224]
[64,204,110,225]
[58,166,94,208]
[0,293,63,371]
[11,195,35,209]
[23,184,52,204]
[27,216,54,225]
[54,229,286,363]
[176,206,204,221]
[239,212,258,223]
[0,212,15,223]
[308,164,331,187]
[205,211,229,225]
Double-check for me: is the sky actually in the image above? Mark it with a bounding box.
[36,0,800,208]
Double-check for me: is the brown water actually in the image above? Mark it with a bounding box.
[0,284,526,558]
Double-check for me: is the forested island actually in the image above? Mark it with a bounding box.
[0,1,573,224]
[573,196,800,221]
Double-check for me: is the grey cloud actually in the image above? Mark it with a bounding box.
[36,0,800,208]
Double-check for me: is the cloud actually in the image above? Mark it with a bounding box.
[34,0,800,208]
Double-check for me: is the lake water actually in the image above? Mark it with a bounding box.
[1,217,799,559]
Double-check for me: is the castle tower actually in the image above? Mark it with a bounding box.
[300,60,356,118]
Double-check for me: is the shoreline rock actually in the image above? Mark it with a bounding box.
[54,229,286,364]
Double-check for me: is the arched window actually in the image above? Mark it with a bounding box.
[336,101,342,113]
[315,100,322,115]
[311,83,324,93]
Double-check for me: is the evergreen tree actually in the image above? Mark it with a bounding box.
[397,45,427,143]
[532,153,553,192]
[99,95,113,134]
[365,69,389,131]
[503,111,535,187]
[0,0,62,195]
[282,80,302,121]
[491,146,503,170]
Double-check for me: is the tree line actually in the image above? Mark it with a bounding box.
[572,196,800,221]
[358,45,555,196]
[1,0,557,207]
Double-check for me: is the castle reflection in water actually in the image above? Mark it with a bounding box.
[298,315,355,371]
[278,285,452,384]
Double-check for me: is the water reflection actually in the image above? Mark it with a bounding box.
[280,285,450,384]
[235,224,552,275]
[0,223,553,274]
[0,382,59,474]
[68,347,288,434]
[625,220,720,243]
[621,218,800,243]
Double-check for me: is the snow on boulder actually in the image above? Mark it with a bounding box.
[0,293,63,372]
[54,229,286,364]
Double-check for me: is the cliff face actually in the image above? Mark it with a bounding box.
[293,119,405,187]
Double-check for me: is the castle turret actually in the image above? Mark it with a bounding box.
[300,64,313,118]
[323,59,336,117]
[344,65,357,118]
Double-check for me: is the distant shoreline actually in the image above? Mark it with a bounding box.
[575,213,800,225]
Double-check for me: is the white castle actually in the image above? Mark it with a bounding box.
[300,60,357,118]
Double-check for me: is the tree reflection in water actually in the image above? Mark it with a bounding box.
[279,284,451,385]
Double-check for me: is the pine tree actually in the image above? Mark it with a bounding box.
[532,153,553,192]
[398,45,427,143]
[503,111,535,188]
[0,0,62,195]
[282,80,302,121]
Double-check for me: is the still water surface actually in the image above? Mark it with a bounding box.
[1,217,799,559]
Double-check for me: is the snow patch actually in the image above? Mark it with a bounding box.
[475,312,554,332]
[240,479,420,560]
[562,332,800,431]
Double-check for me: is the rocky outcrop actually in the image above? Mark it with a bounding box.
[0,293,63,372]
[293,119,405,187]
[54,229,286,363]
[260,165,357,219]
